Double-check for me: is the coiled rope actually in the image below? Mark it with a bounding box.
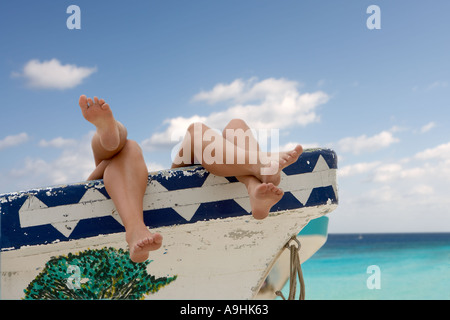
[275,236,305,300]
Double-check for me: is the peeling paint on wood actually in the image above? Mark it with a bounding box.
[1,148,338,299]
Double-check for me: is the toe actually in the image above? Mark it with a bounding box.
[136,241,143,248]
[260,183,269,192]
[79,95,88,109]
[154,233,163,244]
[87,98,94,107]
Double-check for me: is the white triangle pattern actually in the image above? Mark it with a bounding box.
[172,203,201,221]
[18,153,335,238]
[290,189,313,206]
[18,195,48,228]
[51,221,79,238]
[234,197,252,213]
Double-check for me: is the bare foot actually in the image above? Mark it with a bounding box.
[248,182,284,220]
[79,95,120,151]
[126,227,163,263]
[257,144,303,186]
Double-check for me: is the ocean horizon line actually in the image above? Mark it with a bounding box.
[326,231,450,235]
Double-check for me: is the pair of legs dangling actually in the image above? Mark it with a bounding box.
[79,95,303,263]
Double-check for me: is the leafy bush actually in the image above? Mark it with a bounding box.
[24,247,177,300]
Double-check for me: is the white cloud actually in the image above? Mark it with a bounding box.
[0,132,29,150]
[334,141,450,233]
[192,77,304,106]
[414,142,450,161]
[337,129,399,155]
[1,131,167,193]
[340,143,450,184]
[340,161,426,184]
[192,79,247,105]
[280,141,320,152]
[141,115,207,150]
[338,161,381,178]
[409,184,434,196]
[7,132,95,190]
[12,59,97,90]
[371,163,402,182]
[39,137,77,148]
[143,77,329,151]
[146,162,166,173]
[419,121,436,133]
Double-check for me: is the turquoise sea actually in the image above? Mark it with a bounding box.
[277,233,450,300]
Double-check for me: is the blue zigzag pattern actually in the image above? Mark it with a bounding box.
[0,149,337,251]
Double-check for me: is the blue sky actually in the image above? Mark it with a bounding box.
[1,1,449,233]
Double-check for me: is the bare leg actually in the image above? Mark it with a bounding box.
[79,95,162,263]
[221,119,284,219]
[103,140,162,263]
[171,119,303,219]
[171,122,261,177]
[172,121,303,185]
[87,159,111,181]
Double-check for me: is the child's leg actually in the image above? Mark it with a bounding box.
[220,119,303,186]
[171,122,273,183]
[171,118,302,219]
[103,140,162,263]
[171,122,260,178]
[221,119,284,219]
[79,95,161,263]
[171,121,302,186]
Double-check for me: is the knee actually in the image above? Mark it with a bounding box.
[225,118,249,130]
[122,139,143,159]
[222,118,249,136]
[228,118,247,127]
[187,122,206,134]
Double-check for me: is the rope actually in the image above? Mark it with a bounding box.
[275,236,305,300]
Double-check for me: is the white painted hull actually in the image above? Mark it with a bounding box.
[1,149,338,300]
[1,204,335,300]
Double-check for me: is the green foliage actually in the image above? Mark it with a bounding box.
[23,247,177,300]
